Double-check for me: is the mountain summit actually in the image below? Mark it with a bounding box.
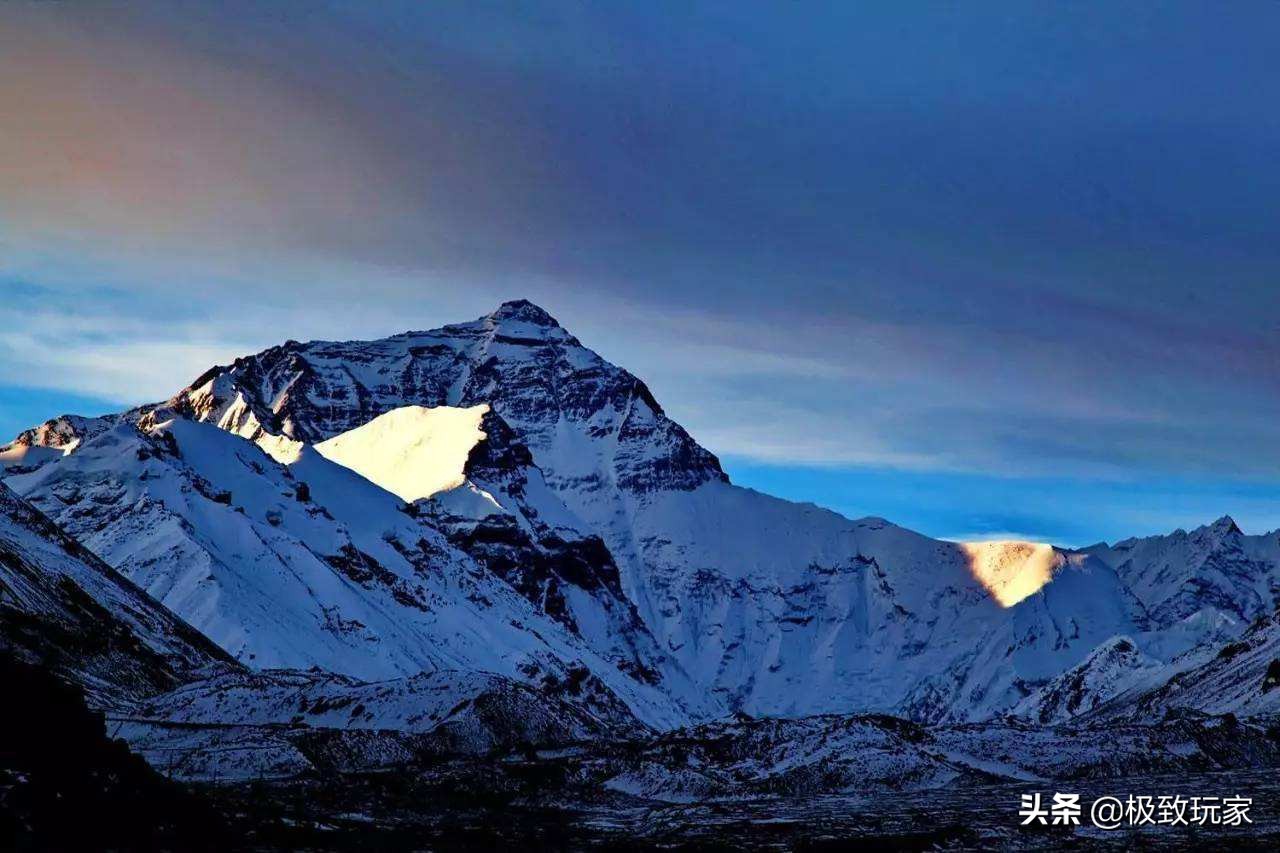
[487,298,563,328]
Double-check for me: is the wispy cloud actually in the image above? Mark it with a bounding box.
[0,301,252,403]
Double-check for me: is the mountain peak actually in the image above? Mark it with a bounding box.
[1206,515,1243,537]
[487,299,561,328]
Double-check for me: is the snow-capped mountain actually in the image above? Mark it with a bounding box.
[6,300,1280,728]
[1082,608,1280,722]
[1085,516,1280,629]
[1011,635,1168,724]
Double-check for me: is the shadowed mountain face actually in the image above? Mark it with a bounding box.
[0,482,231,705]
[5,301,1280,729]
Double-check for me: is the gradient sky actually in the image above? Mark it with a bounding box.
[2,1,1279,545]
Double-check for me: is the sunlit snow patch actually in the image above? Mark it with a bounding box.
[0,442,74,472]
[312,404,490,502]
[960,540,1063,608]
[252,432,304,465]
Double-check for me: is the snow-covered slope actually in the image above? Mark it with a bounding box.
[2,414,120,458]
[6,414,706,728]
[1011,636,1167,724]
[1085,516,1280,627]
[960,540,1061,607]
[313,404,489,501]
[0,477,554,781]
[0,443,66,475]
[600,488,1147,721]
[1085,609,1280,721]
[0,482,230,704]
[8,300,1280,727]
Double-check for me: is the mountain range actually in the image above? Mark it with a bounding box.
[4,299,1280,790]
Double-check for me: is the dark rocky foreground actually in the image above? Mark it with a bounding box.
[0,654,226,851]
[196,765,1280,851]
[5,653,1279,851]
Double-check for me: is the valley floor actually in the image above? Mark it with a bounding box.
[200,766,1280,851]
[101,704,1280,849]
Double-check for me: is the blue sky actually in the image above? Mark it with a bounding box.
[2,2,1279,544]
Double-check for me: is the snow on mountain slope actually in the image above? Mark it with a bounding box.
[0,482,230,704]
[1,413,136,476]
[2,414,119,455]
[960,540,1061,607]
[1085,609,1280,721]
[9,300,1280,726]
[4,465,636,777]
[399,409,688,697]
[306,404,660,671]
[1011,636,1167,724]
[0,443,66,475]
[313,404,489,501]
[6,415,706,728]
[1085,516,1280,626]
[560,474,1151,721]
[155,299,724,495]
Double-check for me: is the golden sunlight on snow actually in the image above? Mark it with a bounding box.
[313,404,490,502]
[960,540,1063,607]
[255,433,306,466]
